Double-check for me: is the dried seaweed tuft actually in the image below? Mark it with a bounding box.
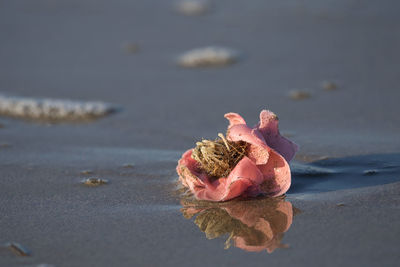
[191,133,248,178]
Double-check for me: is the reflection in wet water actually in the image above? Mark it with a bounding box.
[180,196,296,253]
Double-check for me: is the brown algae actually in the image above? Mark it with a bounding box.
[191,133,248,178]
[81,178,109,186]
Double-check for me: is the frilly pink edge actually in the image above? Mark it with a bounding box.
[177,110,298,201]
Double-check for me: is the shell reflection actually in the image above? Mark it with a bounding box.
[180,196,295,253]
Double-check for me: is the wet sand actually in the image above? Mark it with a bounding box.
[1,0,400,266]
[1,146,399,266]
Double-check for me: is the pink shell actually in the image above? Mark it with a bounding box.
[177,110,298,201]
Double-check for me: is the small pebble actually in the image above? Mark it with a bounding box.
[178,46,238,68]
[176,0,210,16]
[321,81,337,91]
[122,163,134,168]
[80,170,94,175]
[288,90,311,100]
[81,178,108,186]
[6,242,30,256]
[122,42,140,53]
[363,169,378,176]
[0,143,11,148]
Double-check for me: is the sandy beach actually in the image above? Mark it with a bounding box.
[1,0,400,266]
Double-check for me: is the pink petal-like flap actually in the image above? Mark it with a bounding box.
[195,156,264,201]
[257,110,298,162]
[257,149,291,197]
[226,124,270,165]
[224,112,246,128]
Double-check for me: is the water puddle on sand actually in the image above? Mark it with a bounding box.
[289,153,400,194]
[180,196,298,253]
[177,153,400,253]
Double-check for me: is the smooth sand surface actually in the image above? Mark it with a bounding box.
[1,0,400,266]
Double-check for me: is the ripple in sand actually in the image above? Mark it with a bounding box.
[291,162,336,176]
[288,90,311,100]
[363,169,378,176]
[175,0,210,16]
[5,242,30,256]
[0,94,116,122]
[81,178,109,186]
[178,46,238,68]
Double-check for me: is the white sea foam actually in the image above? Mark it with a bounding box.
[178,46,238,68]
[0,94,116,121]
